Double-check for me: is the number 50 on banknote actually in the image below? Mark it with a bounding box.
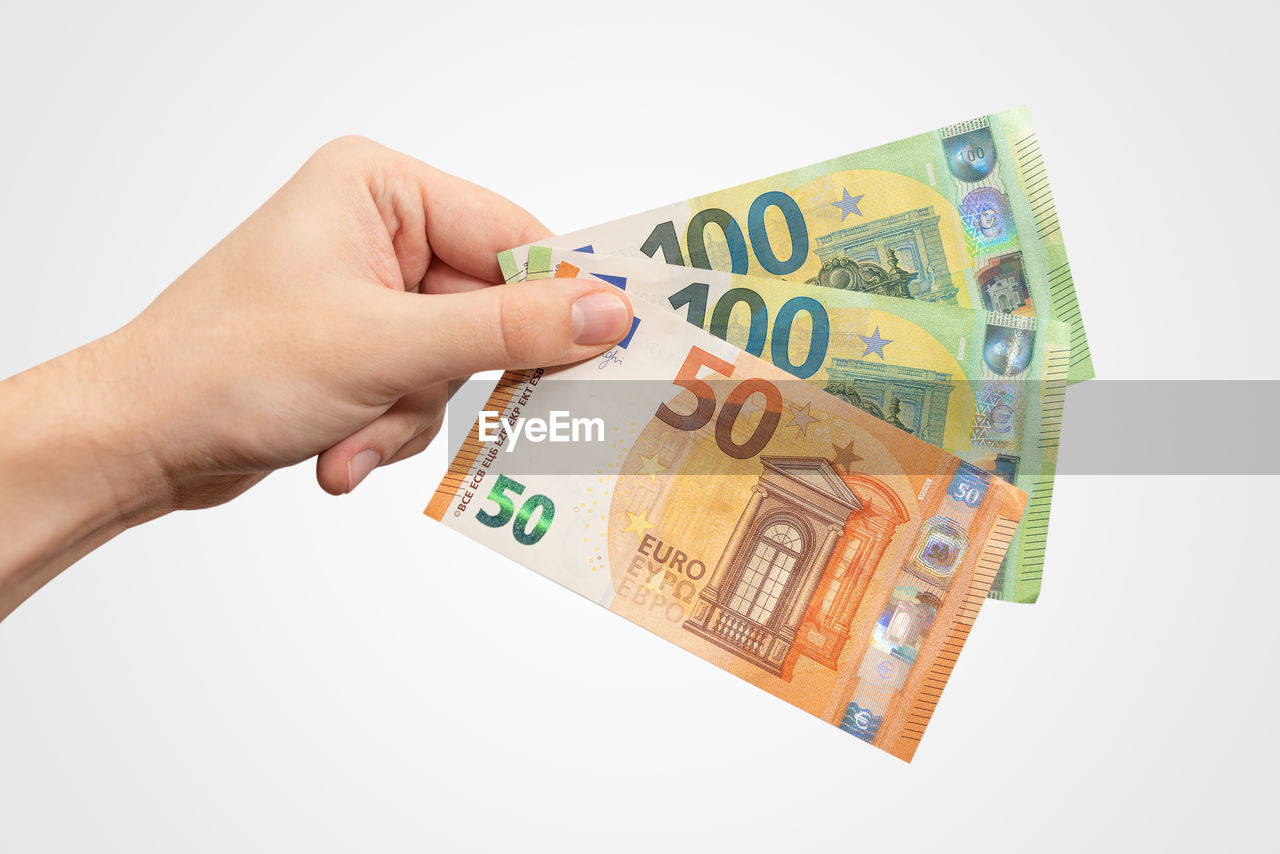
[426,301,1026,761]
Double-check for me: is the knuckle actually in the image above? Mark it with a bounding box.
[320,134,375,155]
[372,406,434,458]
[389,421,440,465]
[496,292,546,365]
[382,401,444,460]
[307,135,381,173]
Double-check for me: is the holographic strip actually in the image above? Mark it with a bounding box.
[840,463,991,743]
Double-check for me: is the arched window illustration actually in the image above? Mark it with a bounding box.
[726,521,806,626]
[683,457,898,680]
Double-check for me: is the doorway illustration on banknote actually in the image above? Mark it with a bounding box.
[601,366,1011,756]
[680,456,907,682]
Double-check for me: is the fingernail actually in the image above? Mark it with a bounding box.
[347,449,381,493]
[571,291,631,345]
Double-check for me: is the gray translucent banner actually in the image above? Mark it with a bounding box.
[1054,380,1280,474]
[445,378,1280,475]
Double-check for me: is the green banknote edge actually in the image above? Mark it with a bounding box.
[998,106,1093,384]
[500,107,1093,386]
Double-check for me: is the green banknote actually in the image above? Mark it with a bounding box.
[499,106,1092,384]
[523,247,1068,603]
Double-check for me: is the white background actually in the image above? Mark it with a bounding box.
[1,1,1276,851]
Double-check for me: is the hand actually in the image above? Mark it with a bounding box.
[0,136,634,619]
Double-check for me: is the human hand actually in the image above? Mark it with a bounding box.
[99,136,633,505]
[0,136,633,616]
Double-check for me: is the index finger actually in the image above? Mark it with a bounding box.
[376,147,553,284]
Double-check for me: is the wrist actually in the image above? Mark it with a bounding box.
[35,332,174,525]
[0,332,171,618]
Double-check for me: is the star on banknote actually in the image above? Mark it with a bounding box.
[831,187,864,221]
[859,327,893,360]
[622,509,655,536]
[637,453,667,482]
[829,438,863,471]
[786,402,820,436]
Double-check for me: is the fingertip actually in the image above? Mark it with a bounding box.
[316,447,381,495]
[569,286,633,346]
[316,453,348,496]
[346,449,381,492]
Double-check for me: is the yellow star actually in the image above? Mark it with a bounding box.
[622,510,656,536]
[637,453,667,482]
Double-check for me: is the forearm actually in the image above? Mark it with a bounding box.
[0,138,630,622]
[0,338,167,620]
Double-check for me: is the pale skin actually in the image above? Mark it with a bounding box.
[0,137,634,622]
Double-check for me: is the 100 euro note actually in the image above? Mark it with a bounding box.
[499,105,1093,384]
[424,298,1026,761]
[523,246,1068,603]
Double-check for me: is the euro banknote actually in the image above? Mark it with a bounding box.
[425,296,1027,760]
[498,106,1092,384]
[521,246,1067,603]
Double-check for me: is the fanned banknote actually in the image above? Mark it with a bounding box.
[498,106,1092,384]
[521,246,1067,603]
[425,298,1026,760]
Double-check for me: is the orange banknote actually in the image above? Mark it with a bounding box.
[426,298,1026,760]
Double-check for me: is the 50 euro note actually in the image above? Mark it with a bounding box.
[499,105,1093,384]
[522,247,1068,603]
[424,298,1026,761]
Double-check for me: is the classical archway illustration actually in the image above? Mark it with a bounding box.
[786,473,909,677]
[976,252,1031,313]
[683,457,908,680]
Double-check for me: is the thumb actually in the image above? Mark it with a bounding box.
[379,277,634,385]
